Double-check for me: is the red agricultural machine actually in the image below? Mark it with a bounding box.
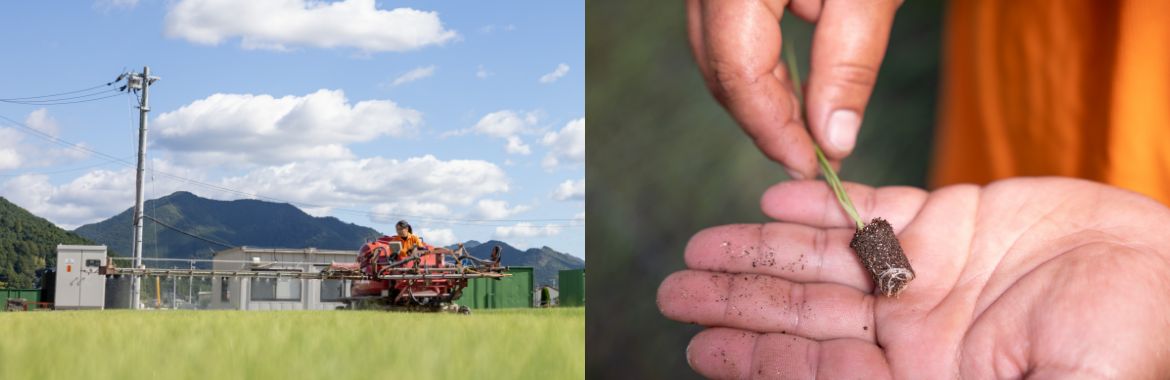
[324,237,507,313]
[98,237,509,314]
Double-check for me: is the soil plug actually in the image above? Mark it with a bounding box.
[783,45,914,297]
[850,217,914,297]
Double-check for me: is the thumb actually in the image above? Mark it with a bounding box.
[806,0,900,160]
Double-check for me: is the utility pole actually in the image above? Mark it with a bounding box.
[188,260,194,309]
[122,66,159,310]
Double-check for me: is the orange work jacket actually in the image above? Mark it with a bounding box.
[389,233,426,260]
[932,0,1170,205]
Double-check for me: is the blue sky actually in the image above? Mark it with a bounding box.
[0,0,585,259]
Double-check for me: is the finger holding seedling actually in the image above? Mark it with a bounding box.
[686,0,899,178]
[784,45,916,297]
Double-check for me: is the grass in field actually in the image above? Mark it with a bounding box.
[0,307,583,380]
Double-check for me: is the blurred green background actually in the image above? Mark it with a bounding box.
[586,1,944,378]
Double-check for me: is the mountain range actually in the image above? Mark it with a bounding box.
[74,191,383,261]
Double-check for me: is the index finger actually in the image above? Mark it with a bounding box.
[760,180,928,230]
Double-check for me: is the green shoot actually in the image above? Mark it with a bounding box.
[784,44,865,230]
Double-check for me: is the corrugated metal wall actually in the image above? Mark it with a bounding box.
[558,269,585,306]
[455,267,534,309]
[1,289,41,311]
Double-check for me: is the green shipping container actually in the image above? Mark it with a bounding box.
[455,267,534,309]
[0,289,41,311]
[558,269,585,307]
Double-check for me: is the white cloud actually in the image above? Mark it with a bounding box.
[476,65,492,79]
[0,110,90,170]
[473,199,530,220]
[371,202,453,223]
[0,150,22,170]
[154,89,421,166]
[25,108,59,137]
[539,63,570,84]
[1,170,138,229]
[495,223,561,239]
[552,179,585,201]
[541,118,585,169]
[0,129,25,170]
[505,136,531,155]
[417,228,456,247]
[165,0,458,52]
[0,159,212,228]
[474,110,538,138]
[300,206,333,217]
[458,110,540,155]
[391,65,436,86]
[221,155,509,209]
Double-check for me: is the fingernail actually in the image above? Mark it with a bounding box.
[784,167,804,180]
[826,110,860,153]
[685,338,695,367]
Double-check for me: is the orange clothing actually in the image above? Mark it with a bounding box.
[389,233,425,260]
[932,0,1170,205]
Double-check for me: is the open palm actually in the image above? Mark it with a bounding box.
[658,177,1170,379]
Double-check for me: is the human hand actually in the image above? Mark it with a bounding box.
[658,177,1170,378]
[687,0,900,179]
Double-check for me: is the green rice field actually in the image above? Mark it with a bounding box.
[0,307,584,379]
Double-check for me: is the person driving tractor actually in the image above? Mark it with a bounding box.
[390,220,426,260]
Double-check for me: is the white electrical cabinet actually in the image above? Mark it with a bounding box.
[54,245,107,310]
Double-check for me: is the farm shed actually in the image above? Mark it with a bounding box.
[455,266,534,309]
[209,247,357,311]
[1,288,42,311]
[557,269,585,307]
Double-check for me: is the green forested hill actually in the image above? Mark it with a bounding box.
[74,191,383,264]
[0,197,95,288]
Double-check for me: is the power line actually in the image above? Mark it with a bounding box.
[0,90,123,105]
[0,83,112,101]
[0,113,131,164]
[0,157,129,177]
[1,88,115,103]
[143,214,235,249]
[0,80,124,106]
